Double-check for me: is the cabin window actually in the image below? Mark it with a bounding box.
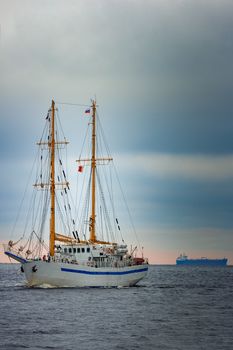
[77,248,80,253]
[69,248,72,253]
[82,248,85,253]
[87,247,90,253]
[64,248,67,253]
[73,248,76,253]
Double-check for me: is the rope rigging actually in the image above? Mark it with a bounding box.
[8,100,142,259]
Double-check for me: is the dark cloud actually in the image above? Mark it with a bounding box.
[121,171,233,229]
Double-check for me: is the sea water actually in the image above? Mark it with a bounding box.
[0,264,232,350]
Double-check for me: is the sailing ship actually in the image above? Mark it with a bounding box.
[4,100,148,287]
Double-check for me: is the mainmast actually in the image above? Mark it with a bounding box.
[50,100,56,256]
[76,100,113,244]
[90,100,97,242]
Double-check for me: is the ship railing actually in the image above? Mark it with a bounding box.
[53,256,148,267]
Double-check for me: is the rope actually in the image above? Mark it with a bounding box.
[56,102,90,107]
[112,161,142,252]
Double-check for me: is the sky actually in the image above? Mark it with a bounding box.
[1,0,233,264]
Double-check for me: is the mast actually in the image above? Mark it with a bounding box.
[90,100,97,242]
[50,100,55,256]
[34,101,74,251]
[76,100,113,244]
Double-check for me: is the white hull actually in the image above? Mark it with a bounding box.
[22,260,148,288]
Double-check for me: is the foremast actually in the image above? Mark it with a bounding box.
[48,100,75,256]
[45,100,72,256]
[90,100,97,242]
[50,100,56,256]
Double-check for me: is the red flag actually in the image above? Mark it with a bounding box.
[78,165,84,173]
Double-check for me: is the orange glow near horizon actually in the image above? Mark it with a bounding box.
[0,242,232,265]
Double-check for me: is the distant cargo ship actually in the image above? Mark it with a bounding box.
[176,254,228,266]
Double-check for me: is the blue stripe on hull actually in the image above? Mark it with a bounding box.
[61,267,148,275]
